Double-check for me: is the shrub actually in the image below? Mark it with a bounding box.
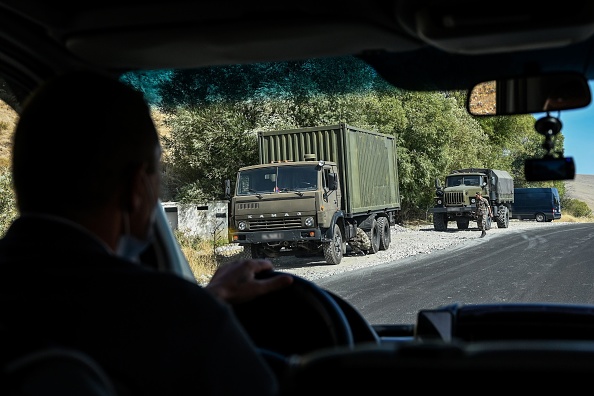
[562,198,593,218]
[0,167,17,236]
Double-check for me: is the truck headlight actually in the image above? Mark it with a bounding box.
[238,221,248,231]
[437,199,442,205]
[304,216,314,227]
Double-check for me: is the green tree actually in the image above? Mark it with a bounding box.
[162,102,260,202]
[562,197,592,217]
[127,56,563,218]
[0,166,17,236]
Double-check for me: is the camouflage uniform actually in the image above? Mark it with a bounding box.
[475,193,492,237]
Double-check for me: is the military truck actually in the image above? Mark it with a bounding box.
[227,123,401,265]
[429,168,514,231]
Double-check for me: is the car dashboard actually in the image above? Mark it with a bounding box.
[280,298,594,394]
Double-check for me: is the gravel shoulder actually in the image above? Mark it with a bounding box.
[270,220,582,282]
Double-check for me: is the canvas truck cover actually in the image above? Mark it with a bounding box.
[489,169,514,202]
[455,168,514,203]
[257,123,400,215]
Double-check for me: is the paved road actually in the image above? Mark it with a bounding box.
[316,223,594,325]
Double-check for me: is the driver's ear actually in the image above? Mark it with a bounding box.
[121,165,146,213]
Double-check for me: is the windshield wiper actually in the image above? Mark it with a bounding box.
[248,189,263,199]
[280,188,303,196]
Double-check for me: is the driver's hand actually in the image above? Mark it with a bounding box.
[205,259,293,304]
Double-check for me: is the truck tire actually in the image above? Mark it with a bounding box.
[496,206,510,228]
[377,217,391,250]
[433,213,447,231]
[456,218,469,229]
[323,225,343,265]
[535,212,546,222]
[366,219,381,254]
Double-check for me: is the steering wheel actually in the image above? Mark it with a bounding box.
[231,271,354,357]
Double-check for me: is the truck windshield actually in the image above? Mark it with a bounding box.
[446,175,481,187]
[236,165,318,195]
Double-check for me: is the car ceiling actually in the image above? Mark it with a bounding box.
[2,0,594,97]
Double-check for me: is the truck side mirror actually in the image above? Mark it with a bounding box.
[224,179,231,199]
[434,177,442,189]
[328,173,338,190]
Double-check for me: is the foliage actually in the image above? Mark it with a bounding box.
[0,166,17,236]
[161,103,260,202]
[124,56,574,222]
[174,230,219,282]
[562,197,593,218]
[152,57,403,201]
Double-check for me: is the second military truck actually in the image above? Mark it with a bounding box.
[228,123,401,265]
[429,168,514,231]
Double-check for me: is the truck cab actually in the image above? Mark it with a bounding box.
[229,159,342,260]
[430,168,514,231]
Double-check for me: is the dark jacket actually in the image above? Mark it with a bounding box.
[0,215,277,395]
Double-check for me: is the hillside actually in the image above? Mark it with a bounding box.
[564,174,594,212]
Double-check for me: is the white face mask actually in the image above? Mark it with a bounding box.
[116,174,158,263]
[116,206,157,262]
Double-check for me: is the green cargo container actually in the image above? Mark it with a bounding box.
[258,123,401,215]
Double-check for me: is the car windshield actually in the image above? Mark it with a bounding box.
[104,55,592,324]
[1,53,593,328]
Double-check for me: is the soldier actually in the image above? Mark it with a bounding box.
[475,191,493,238]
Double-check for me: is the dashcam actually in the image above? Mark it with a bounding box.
[524,157,575,181]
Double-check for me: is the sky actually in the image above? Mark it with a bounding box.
[533,81,594,176]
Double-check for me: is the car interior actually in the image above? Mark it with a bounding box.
[2,0,594,393]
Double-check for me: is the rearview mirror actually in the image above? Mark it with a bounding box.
[468,72,591,116]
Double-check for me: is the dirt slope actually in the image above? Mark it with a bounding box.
[564,174,594,212]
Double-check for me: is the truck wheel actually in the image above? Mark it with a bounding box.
[366,219,381,254]
[535,212,546,222]
[323,225,343,265]
[377,217,391,250]
[496,206,510,228]
[433,213,447,231]
[456,218,469,229]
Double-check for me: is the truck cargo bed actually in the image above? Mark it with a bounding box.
[258,123,400,214]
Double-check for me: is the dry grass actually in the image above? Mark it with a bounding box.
[559,213,594,223]
[0,100,17,167]
[175,233,219,283]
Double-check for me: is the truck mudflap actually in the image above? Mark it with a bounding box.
[231,229,322,244]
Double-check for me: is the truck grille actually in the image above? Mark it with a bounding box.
[238,203,259,209]
[249,217,302,230]
[445,192,465,205]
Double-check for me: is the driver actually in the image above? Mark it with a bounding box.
[0,70,293,395]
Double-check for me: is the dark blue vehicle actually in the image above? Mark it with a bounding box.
[511,188,562,222]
